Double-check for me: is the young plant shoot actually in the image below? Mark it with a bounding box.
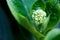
[6,0,60,40]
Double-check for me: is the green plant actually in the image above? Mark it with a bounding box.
[6,0,60,40]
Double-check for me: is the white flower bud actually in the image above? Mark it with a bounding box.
[32,8,47,25]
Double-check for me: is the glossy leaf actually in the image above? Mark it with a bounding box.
[6,0,44,38]
[44,0,60,34]
[44,28,60,40]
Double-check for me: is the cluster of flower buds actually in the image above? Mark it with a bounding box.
[32,8,47,25]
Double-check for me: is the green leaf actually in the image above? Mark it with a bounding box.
[6,0,44,38]
[42,0,60,34]
[44,28,60,40]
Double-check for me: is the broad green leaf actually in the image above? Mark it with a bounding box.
[43,0,60,34]
[6,0,44,38]
[44,28,60,40]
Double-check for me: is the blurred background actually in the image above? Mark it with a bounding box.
[0,0,60,40]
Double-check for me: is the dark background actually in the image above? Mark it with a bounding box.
[0,0,60,40]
